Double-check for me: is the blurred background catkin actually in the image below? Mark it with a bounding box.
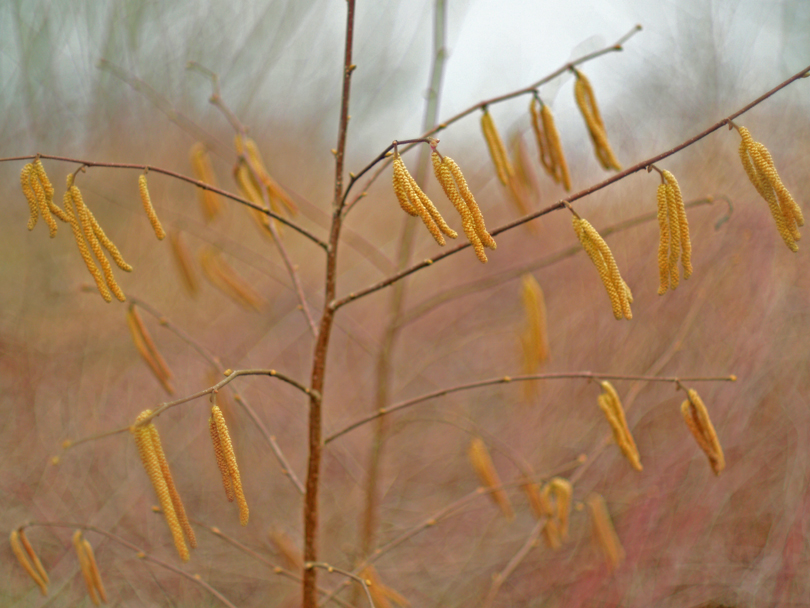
[2,1,810,606]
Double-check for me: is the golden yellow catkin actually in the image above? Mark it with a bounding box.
[656,183,670,295]
[131,410,189,561]
[572,217,632,320]
[149,424,196,549]
[520,274,549,371]
[598,381,642,471]
[199,247,264,311]
[467,437,515,521]
[361,565,410,608]
[10,530,48,596]
[209,414,234,501]
[521,476,552,521]
[431,151,494,262]
[189,142,223,222]
[126,306,175,395]
[738,126,803,251]
[663,171,692,280]
[480,109,515,186]
[21,164,40,230]
[212,405,249,526]
[530,98,572,191]
[681,389,725,475]
[168,230,199,295]
[392,149,456,246]
[243,137,298,217]
[81,539,108,604]
[573,70,621,171]
[73,531,99,606]
[508,133,539,218]
[538,485,562,549]
[138,174,166,240]
[586,493,625,571]
[546,477,573,540]
[62,178,112,302]
[71,184,126,301]
[18,529,49,588]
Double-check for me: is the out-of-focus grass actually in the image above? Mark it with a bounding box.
[3,2,810,607]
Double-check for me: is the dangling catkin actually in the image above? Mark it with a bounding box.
[530,98,571,191]
[468,437,514,521]
[520,274,549,370]
[131,410,189,561]
[664,171,692,280]
[480,109,515,186]
[393,149,456,246]
[81,538,107,604]
[73,530,100,606]
[209,414,234,502]
[18,529,49,589]
[242,137,298,217]
[21,164,40,230]
[546,477,573,540]
[572,217,632,320]
[168,230,199,295]
[586,493,625,571]
[738,126,803,251]
[597,381,642,471]
[10,530,48,596]
[148,424,196,549]
[656,183,670,294]
[508,133,539,218]
[573,70,621,171]
[138,175,165,240]
[199,247,265,311]
[189,142,223,222]
[126,306,175,395]
[431,151,494,262]
[212,405,249,526]
[681,389,725,475]
[63,177,112,302]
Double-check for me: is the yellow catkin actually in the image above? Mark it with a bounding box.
[73,530,99,606]
[738,126,801,251]
[467,437,515,521]
[82,204,133,272]
[63,180,112,302]
[586,493,625,571]
[508,133,539,218]
[480,109,515,186]
[656,183,670,295]
[392,150,454,245]
[33,159,71,225]
[521,477,552,521]
[539,485,562,549]
[529,99,551,175]
[199,247,264,311]
[209,415,234,501]
[598,381,642,471]
[431,151,494,262]
[268,528,304,571]
[131,410,189,561]
[126,307,175,395]
[18,529,49,588]
[189,142,223,222]
[573,70,621,171]
[138,174,166,240]
[547,477,573,540]
[29,166,58,238]
[520,274,549,370]
[243,137,298,217]
[681,389,725,475]
[663,171,692,280]
[542,104,572,191]
[212,405,249,526]
[10,530,48,596]
[361,565,410,608]
[72,185,125,301]
[81,539,108,604]
[148,424,196,549]
[21,164,40,230]
[168,230,199,295]
[573,217,632,320]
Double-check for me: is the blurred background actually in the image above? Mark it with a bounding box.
[2,0,810,606]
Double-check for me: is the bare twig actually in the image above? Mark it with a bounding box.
[331,63,810,310]
[324,372,736,445]
[307,562,375,608]
[481,518,547,608]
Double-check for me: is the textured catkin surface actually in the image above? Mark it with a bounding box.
[2,2,810,607]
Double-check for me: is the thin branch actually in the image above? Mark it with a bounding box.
[331,62,810,310]
[342,24,643,215]
[0,154,327,249]
[20,521,238,608]
[307,563,375,608]
[393,195,727,329]
[481,518,547,608]
[62,368,314,452]
[129,297,306,495]
[324,372,736,445]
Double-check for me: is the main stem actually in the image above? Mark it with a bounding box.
[302,1,356,607]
